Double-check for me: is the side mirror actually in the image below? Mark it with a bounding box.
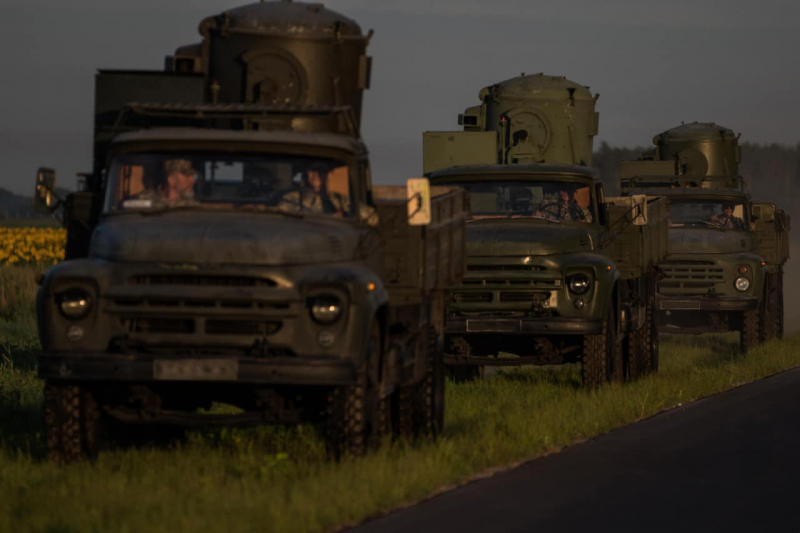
[598,203,609,226]
[359,203,380,228]
[407,178,432,226]
[752,203,775,224]
[33,167,58,214]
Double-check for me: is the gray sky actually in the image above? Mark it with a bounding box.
[1,0,799,195]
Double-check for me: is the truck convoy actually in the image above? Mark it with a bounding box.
[423,74,669,387]
[621,123,790,352]
[33,0,467,462]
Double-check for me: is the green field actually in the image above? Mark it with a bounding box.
[2,264,799,533]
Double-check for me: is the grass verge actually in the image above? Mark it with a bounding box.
[1,265,799,532]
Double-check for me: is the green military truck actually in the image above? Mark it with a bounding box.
[621,122,790,352]
[424,74,669,387]
[32,1,467,462]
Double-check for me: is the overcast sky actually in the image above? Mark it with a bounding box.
[1,0,799,195]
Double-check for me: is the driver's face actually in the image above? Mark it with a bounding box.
[169,171,196,194]
[307,171,323,193]
[723,206,733,216]
[559,190,570,202]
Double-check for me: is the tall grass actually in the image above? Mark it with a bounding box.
[1,326,799,532]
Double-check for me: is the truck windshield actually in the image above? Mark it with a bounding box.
[449,180,594,223]
[104,152,353,217]
[669,198,749,231]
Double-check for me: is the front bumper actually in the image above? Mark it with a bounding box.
[38,353,357,387]
[657,296,759,312]
[446,316,602,335]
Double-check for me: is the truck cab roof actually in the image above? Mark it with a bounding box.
[427,163,600,182]
[110,127,366,155]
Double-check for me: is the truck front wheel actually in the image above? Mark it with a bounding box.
[629,295,658,379]
[44,382,100,463]
[582,308,615,389]
[394,327,445,438]
[740,308,761,353]
[325,323,387,459]
[761,273,783,342]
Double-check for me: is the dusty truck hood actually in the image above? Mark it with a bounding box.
[465,219,596,257]
[669,228,753,255]
[89,211,361,266]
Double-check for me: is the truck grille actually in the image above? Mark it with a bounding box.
[122,317,282,336]
[205,319,282,336]
[128,318,195,334]
[112,299,288,311]
[499,291,550,303]
[463,279,560,288]
[130,274,276,288]
[452,292,493,303]
[467,265,546,272]
[658,262,725,296]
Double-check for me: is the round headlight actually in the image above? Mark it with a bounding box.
[58,289,93,319]
[310,296,343,324]
[567,274,591,295]
[735,277,751,292]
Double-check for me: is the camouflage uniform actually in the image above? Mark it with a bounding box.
[122,188,196,209]
[120,158,198,209]
[538,195,592,222]
[714,214,747,231]
[279,188,350,215]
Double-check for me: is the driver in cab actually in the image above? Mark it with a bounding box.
[132,158,197,208]
[535,186,592,222]
[279,162,350,216]
[711,202,747,230]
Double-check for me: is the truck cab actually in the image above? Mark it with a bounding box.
[32,1,467,462]
[621,122,790,351]
[425,74,668,387]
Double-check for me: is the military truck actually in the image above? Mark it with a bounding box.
[32,1,467,462]
[424,74,668,387]
[621,122,790,352]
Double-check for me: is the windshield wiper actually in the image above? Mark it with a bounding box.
[680,219,726,231]
[233,205,304,218]
[136,204,205,216]
[526,215,561,224]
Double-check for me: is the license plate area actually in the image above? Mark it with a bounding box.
[153,359,239,381]
[467,319,521,332]
[660,301,702,310]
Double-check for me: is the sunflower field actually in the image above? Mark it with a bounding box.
[0,227,66,265]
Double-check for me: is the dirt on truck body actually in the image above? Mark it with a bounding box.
[32,1,467,462]
[621,122,790,352]
[424,74,668,388]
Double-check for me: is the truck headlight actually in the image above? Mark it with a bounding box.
[734,277,751,292]
[57,288,93,319]
[567,273,591,295]
[309,296,343,324]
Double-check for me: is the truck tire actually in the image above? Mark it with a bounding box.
[582,308,614,389]
[625,326,645,381]
[777,278,785,339]
[761,274,783,342]
[44,382,100,463]
[395,327,445,438]
[325,323,386,459]
[740,308,761,353]
[610,324,625,384]
[641,295,659,375]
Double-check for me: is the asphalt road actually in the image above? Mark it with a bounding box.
[353,368,800,533]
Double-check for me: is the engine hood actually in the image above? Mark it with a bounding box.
[465,220,596,257]
[669,228,753,255]
[89,211,361,266]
